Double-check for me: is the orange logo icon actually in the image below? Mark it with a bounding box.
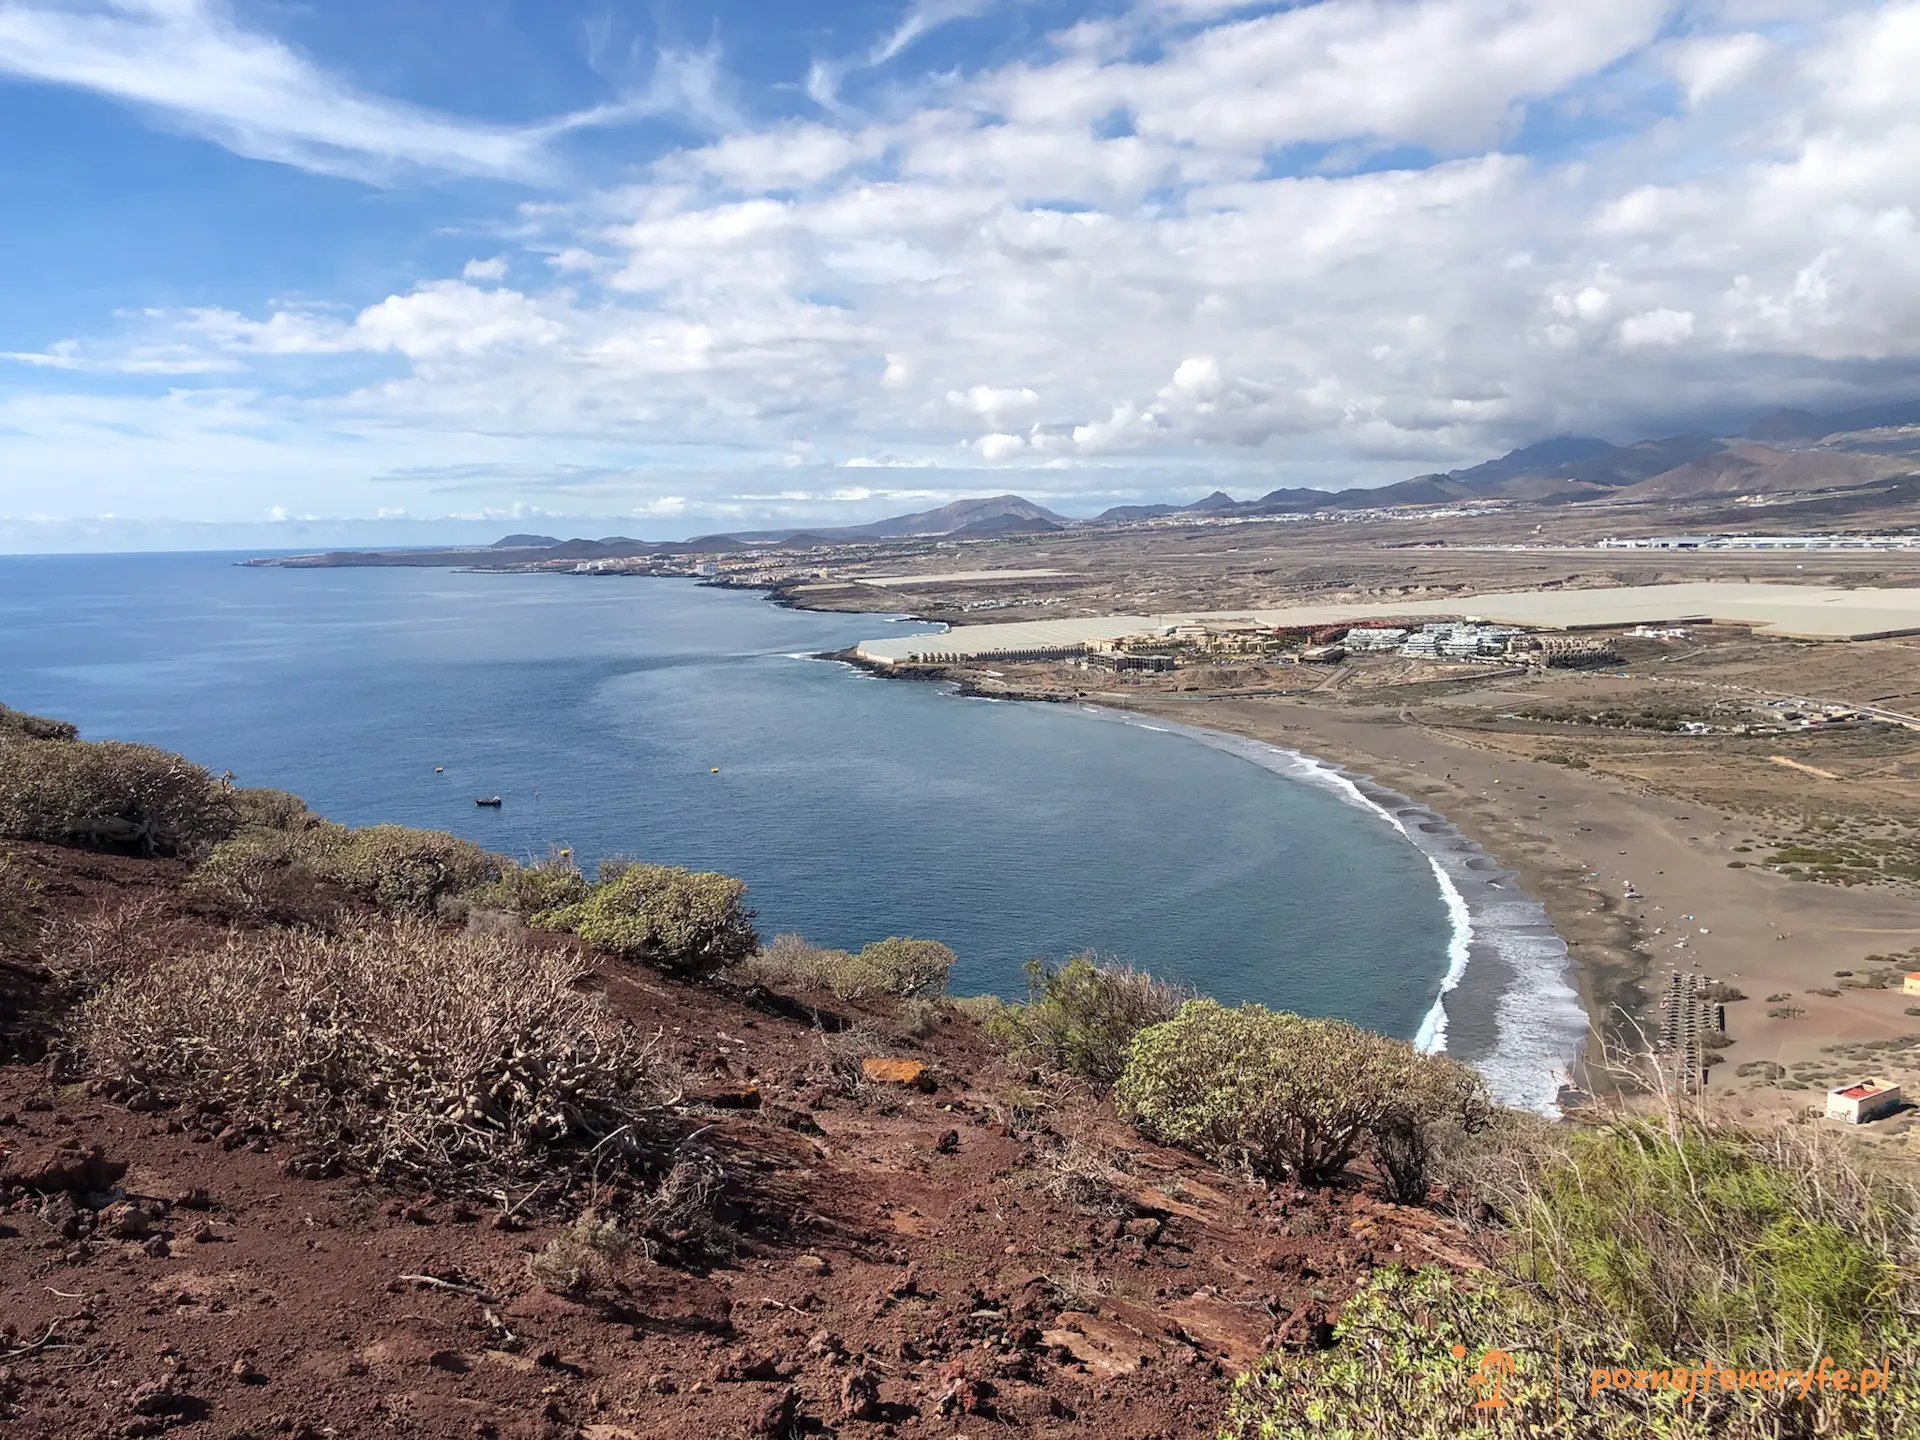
[1452,1343,1514,1410]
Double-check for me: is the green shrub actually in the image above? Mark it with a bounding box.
[1225,1266,1563,1440]
[0,703,78,742]
[324,823,496,915]
[740,932,954,1000]
[0,738,233,857]
[530,1210,639,1295]
[189,819,495,919]
[1231,1113,1920,1439]
[1508,1118,1908,1367]
[537,863,757,975]
[182,825,334,921]
[80,917,673,1192]
[988,953,1191,1087]
[463,851,590,917]
[228,785,315,831]
[951,993,1007,1024]
[850,936,956,997]
[1115,1000,1481,1185]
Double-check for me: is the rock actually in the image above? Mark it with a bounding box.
[717,1352,787,1383]
[232,1357,267,1384]
[173,1187,214,1211]
[795,1253,830,1277]
[142,1235,171,1259]
[806,1330,845,1361]
[933,1129,960,1154]
[188,1221,221,1244]
[99,1201,156,1240]
[934,1366,995,1418]
[128,1378,184,1416]
[2,1141,126,1195]
[752,1385,801,1437]
[860,1057,933,1090]
[1123,1217,1163,1245]
[766,1104,825,1135]
[37,1191,83,1239]
[840,1367,881,1421]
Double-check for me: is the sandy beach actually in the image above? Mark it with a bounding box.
[1113,692,1920,1130]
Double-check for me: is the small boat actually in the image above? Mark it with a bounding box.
[475,796,502,807]
[710,767,720,774]
[434,766,444,773]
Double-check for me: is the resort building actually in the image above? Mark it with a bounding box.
[1344,627,1408,651]
[1825,1080,1903,1125]
[1515,634,1620,668]
[1400,622,1521,661]
[1903,972,1920,996]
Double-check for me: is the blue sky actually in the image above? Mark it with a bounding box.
[2,0,1917,549]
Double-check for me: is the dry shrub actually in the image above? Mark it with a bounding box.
[1040,1133,1137,1215]
[537,863,757,976]
[80,917,674,1192]
[0,738,233,857]
[1116,999,1487,1186]
[990,952,1191,1088]
[530,1209,638,1295]
[812,1024,888,1099]
[0,852,41,955]
[743,931,954,1001]
[0,703,78,742]
[637,1150,733,1260]
[41,894,188,984]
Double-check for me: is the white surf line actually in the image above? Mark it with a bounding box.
[1075,707,1579,1116]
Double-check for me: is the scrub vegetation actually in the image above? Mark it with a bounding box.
[9,699,1918,1438]
[987,952,1191,1087]
[80,918,675,1195]
[1225,1114,1920,1439]
[1116,999,1488,1195]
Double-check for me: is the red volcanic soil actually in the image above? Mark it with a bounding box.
[0,842,1476,1439]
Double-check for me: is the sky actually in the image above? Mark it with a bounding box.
[2,0,1919,550]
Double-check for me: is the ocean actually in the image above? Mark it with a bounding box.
[0,551,1579,1107]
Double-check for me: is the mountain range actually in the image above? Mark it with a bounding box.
[279,400,1920,567]
[1088,399,1920,523]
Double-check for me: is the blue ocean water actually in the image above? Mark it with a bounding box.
[0,552,1454,1038]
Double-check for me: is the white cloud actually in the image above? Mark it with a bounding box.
[1617,308,1697,346]
[12,0,1920,529]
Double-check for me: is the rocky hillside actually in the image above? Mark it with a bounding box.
[0,844,1454,1440]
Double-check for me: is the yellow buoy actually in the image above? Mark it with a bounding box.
[710,767,720,774]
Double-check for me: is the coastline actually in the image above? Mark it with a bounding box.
[825,639,1589,1114]
[1061,706,1587,1116]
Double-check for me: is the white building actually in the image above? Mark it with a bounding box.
[1401,622,1519,661]
[1826,1079,1902,1125]
[1344,627,1408,651]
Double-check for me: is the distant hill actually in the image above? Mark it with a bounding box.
[1088,403,1920,526]
[491,533,560,548]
